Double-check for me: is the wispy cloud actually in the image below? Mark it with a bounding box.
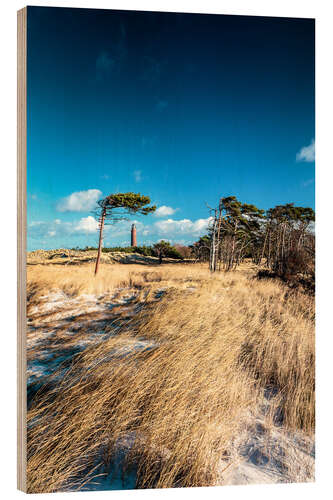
[28,220,72,241]
[140,56,166,83]
[155,99,168,112]
[96,51,115,79]
[95,24,127,80]
[141,136,157,150]
[57,189,102,212]
[296,139,315,163]
[28,216,100,240]
[154,205,178,217]
[133,170,142,183]
[301,178,315,188]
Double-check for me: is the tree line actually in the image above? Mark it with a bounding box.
[190,196,315,280]
[90,191,314,280]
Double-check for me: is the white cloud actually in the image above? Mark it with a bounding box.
[154,205,178,217]
[29,216,100,242]
[74,216,99,234]
[57,189,102,212]
[28,214,212,250]
[154,217,213,236]
[133,170,142,182]
[296,139,315,163]
[28,220,73,241]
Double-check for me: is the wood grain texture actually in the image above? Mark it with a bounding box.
[17,6,27,493]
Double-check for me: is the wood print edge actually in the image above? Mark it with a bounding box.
[17,6,27,493]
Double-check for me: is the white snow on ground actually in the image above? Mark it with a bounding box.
[218,400,315,486]
[29,291,114,324]
[80,434,138,491]
[27,288,143,388]
[78,403,315,491]
[84,401,315,491]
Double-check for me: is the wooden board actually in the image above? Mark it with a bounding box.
[17,6,27,493]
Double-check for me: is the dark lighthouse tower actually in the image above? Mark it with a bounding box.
[131,224,137,247]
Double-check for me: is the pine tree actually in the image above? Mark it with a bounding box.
[93,193,156,274]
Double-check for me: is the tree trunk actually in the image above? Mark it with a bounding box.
[259,227,269,266]
[267,232,271,267]
[229,221,238,271]
[215,200,223,271]
[94,207,106,275]
[210,211,218,272]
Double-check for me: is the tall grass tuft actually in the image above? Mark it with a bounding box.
[27,263,314,492]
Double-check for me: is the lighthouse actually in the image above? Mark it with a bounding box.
[131,224,137,247]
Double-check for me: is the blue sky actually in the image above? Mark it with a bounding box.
[27,7,315,251]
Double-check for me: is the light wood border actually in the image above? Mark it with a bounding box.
[17,6,27,493]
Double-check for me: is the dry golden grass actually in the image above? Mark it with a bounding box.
[26,261,315,492]
[26,263,215,319]
[28,262,210,296]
